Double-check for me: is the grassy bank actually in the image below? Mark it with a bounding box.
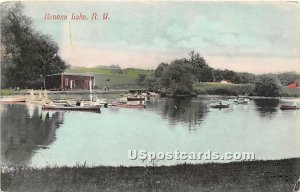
[1,158,300,192]
[279,86,300,97]
[0,89,28,96]
[0,89,18,96]
[193,82,255,96]
[47,90,128,101]
[194,82,300,97]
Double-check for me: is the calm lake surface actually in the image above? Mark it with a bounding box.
[1,97,299,167]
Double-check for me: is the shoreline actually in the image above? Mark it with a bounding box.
[2,158,300,191]
[1,89,300,99]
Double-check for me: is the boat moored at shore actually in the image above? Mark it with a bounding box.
[280,105,299,110]
[42,104,101,112]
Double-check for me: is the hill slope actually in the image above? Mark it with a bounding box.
[66,67,154,89]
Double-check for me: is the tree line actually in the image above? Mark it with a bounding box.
[1,3,68,89]
[137,51,300,97]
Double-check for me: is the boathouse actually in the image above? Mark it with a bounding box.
[45,73,95,90]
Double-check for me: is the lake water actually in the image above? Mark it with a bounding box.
[1,97,299,167]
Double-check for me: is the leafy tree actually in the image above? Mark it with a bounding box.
[223,70,240,83]
[277,72,300,86]
[188,50,214,82]
[1,2,68,88]
[161,59,195,95]
[210,69,242,84]
[212,69,224,82]
[154,63,168,78]
[238,72,256,84]
[144,76,160,91]
[254,75,280,97]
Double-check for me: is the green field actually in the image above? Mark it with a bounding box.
[193,82,255,96]
[66,67,154,89]
[0,89,16,96]
[0,89,28,96]
[194,82,300,97]
[279,86,300,97]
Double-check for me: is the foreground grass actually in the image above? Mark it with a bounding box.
[1,158,300,192]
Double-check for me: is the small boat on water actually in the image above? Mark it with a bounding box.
[210,101,230,109]
[42,104,101,112]
[0,97,26,104]
[127,95,145,101]
[211,104,230,109]
[112,102,146,109]
[280,105,299,110]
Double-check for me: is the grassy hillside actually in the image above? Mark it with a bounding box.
[66,67,154,89]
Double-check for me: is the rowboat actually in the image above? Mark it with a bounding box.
[210,103,230,109]
[112,103,146,109]
[42,104,101,112]
[0,97,26,103]
[280,105,299,110]
[127,96,145,101]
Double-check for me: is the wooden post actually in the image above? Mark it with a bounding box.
[61,73,64,90]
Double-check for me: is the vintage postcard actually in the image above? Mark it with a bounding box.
[0,1,300,191]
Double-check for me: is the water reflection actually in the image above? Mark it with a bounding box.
[1,97,299,167]
[254,99,279,117]
[148,98,209,129]
[1,104,64,166]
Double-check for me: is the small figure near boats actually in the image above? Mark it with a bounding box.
[94,98,108,108]
[76,99,81,106]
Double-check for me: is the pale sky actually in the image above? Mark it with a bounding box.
[19,1,300,74]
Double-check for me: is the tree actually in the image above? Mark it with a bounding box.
[154,63,168,78]
[188,50,214,82]
[238,72,256,84]
[161,59,195,95]
[277,72,300,86]
[254,75,280,97]
[144,76,159,91]
[1,2,68,88]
